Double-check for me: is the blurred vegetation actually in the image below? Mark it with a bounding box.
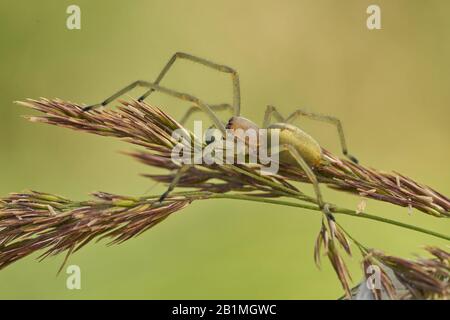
[0,0,448,299]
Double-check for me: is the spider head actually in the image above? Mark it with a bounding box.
[226,116,259,132]
[225,116,261,148]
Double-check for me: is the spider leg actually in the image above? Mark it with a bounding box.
[137,52,241,116]
[286,109,358,163]
[84,80,226,134]
[274,143,334,220]
[262,105,286,127]
[180,103,233,125]
[83,80,144,111]
[156,164,191,204]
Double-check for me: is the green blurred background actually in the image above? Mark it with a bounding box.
[0,0,449,299]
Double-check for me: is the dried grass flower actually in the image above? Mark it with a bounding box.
[0,98,447,298]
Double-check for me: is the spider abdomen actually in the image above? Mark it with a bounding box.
[268,123,322,167]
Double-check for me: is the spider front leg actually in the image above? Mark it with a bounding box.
[83,80,144,111]
[84,80,227,134]
[286,109,358,163]
[137,52,241,117]
[83,52,239,125]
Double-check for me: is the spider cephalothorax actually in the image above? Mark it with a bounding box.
[226,116,259,131]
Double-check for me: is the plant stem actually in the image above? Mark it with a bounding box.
[204,193,450,242]
[90,190,449,242]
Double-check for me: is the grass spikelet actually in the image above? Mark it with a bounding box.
[0,98,447,299]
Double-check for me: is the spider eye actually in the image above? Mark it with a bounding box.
[225,117,235,130]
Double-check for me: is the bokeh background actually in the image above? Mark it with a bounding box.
[0,0,449,299]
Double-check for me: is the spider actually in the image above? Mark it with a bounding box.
[83,52,358,218]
